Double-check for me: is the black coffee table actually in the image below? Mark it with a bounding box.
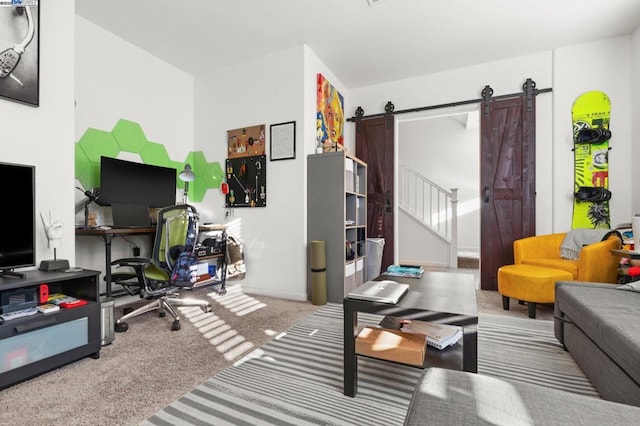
[343,271,478,397]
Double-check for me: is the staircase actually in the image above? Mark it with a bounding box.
[398,161,477,269]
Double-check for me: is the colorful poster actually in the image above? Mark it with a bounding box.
[316,73,344,151]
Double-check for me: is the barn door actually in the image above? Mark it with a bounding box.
[480,87,536,290]
[356,115,395,275]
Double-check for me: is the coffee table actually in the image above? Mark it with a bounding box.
[343,271,478,397]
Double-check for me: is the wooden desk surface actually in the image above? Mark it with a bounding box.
[75,226,156,236]
[611,249,640,260]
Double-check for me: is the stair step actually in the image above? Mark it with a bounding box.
[457,256,479,269]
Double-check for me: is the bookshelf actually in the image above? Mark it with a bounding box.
[308,151,367,303]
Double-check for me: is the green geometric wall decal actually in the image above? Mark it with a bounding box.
[111,119,147,153]
[75,118,224,202]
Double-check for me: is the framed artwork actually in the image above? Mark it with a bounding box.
[227,124,266,159]
[269,121,296,161]
[316,73,344,152]
[0,1,39,107]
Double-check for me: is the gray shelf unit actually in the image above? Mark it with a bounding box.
[308,151,367,303]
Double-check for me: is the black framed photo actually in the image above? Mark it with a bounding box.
[270,121,296,161]
[0,1,39,107]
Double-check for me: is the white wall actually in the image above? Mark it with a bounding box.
[193,46,308,300]
[0,0,75,272]
[74,16,195,281]
[631,28,640,216]
[191,44,351,301]
[553,36,632,230]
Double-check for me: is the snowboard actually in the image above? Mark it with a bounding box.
[571,91,611,229]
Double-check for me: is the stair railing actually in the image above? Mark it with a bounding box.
[398,160,458,268]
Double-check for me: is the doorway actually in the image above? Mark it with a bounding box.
[395,106,481,269]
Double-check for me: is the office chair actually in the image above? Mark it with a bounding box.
[112,204,213,332]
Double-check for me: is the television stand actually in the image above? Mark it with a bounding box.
[0,269,26,279]
[0,269,101,390]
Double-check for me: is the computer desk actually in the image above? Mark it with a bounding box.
[75,226,156,298]
[76,224,227,297]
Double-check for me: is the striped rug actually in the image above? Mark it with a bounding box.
[142,304,597,426]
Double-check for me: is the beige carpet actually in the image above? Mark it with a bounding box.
[0,278,553,425]
[0,282,320,426]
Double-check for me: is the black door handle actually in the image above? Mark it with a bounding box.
[483,186,490,202]
[385,190,392,213]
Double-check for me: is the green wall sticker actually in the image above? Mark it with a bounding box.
[75,119,224,202]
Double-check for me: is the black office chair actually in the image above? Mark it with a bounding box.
[112,204,212,332]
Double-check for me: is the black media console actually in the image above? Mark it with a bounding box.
[0,269,101,390]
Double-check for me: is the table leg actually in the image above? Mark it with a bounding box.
[103,235,114,298]
[343,304,358,397]
[462,325,478,373]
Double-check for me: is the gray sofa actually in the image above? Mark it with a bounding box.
[403,283,640,424]
[554,281,640,407]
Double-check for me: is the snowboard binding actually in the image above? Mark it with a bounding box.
[574,128,612,144]
[575,186,611,202]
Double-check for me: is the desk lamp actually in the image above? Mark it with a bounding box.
[179,164,195,204]
[75,187,102,229]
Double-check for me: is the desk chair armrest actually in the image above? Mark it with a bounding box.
[111,257,150,268]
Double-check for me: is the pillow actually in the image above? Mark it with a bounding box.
[617,281,640,292]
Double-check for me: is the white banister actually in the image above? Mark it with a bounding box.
[398,161,458,268]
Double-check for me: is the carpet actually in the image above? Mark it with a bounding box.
[142,304,597,425]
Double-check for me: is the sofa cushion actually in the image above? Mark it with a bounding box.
[522,258,578,279]
[555,282,640,389]
[405,368,640,425]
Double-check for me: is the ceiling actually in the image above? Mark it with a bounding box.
[75,0,640,89]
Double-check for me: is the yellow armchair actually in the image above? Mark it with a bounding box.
[498,231,622,318]
[514,232,621,284]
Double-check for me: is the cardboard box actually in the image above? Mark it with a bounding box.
[355,326,426,367]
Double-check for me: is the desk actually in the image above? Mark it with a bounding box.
[76,225,229,297]
[343,271,478,397]
[611,249,640,260]
[75,227,156,298]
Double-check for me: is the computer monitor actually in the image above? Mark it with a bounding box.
[0,161,35,277]
[99,156,177,208]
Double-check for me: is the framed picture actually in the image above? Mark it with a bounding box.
[0,1,39,107]
[270,121,296,161]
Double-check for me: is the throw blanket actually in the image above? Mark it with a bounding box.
[560,229,618,260]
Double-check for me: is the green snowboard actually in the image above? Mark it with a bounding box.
[571,91,611,229]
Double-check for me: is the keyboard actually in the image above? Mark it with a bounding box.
[0,307,39,321]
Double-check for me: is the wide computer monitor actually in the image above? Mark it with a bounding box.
[99,156,177,208]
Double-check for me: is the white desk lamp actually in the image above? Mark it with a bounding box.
[179,164,195,204]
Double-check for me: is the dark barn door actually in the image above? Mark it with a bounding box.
[480,95,536,290]
[356,116,395,275]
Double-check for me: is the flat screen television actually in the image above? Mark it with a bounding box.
[0,161,35,278]
[99,156,177,208]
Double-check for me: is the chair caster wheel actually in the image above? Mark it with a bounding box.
[171,320,181,331]
[115,322,129,332]
[159,311,166,318]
